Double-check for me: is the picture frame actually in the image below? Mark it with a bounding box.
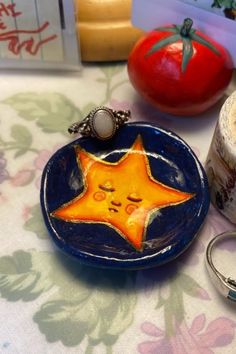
[132,0,236,66]
[0,0,80,70]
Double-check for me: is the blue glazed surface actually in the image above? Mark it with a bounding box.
[40,123,210,269]
[228,289,236,302]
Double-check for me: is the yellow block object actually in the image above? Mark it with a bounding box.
[76,0,144,62]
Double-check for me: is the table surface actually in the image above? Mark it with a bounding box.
[0,64,236,354]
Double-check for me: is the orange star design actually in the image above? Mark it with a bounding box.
[51,136,194,251]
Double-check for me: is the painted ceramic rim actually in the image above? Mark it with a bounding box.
[41,122,210,269]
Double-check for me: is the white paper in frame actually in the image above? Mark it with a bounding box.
[0,0,80,70]
[132,0,236,67]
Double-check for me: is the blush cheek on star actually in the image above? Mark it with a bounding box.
[126,204,138,215]
[93,191,106,201]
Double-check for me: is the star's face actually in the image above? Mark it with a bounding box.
[52,136,194,251]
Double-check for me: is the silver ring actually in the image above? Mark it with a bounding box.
[68,106,131,140]
[206,231,236,302]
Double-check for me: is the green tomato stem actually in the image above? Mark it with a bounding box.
[180,18,193,37]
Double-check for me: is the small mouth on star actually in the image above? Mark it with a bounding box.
[108,207,119,213]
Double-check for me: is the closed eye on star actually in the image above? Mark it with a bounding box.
[127,195,143,203]
[99,184,115,192]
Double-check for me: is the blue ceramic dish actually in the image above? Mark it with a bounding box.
[40,123,209,269]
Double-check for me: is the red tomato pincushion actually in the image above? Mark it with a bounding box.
[128,18,233,116]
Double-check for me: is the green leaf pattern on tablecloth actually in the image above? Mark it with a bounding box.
[0,123,36,158]
[0,249,136,351]
[24,204,48,239]
[10,124,33,157]
[0,250,52,301]
[3,93,82,135]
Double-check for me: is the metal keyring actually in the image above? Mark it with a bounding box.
[206,231,236,302]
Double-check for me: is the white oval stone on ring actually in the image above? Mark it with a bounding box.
[68,106,130,139]
[91,108,116,140]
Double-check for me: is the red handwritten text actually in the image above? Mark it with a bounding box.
[0,2,22,30]
[0,2,21,18]
[0,2,57,56]
[0,22,57,55]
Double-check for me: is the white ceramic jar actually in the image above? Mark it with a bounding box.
[206,91,236,223]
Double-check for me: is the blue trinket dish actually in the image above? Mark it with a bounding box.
[40,123,209,269]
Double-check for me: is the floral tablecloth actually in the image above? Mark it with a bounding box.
[0,64,236,354]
